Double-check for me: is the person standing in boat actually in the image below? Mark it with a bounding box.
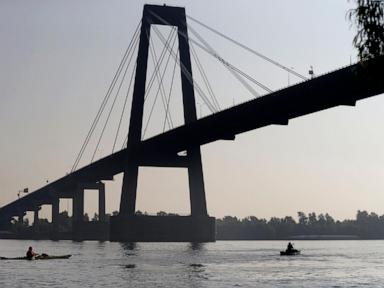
[287,242,294,252]
[26,247,36,259]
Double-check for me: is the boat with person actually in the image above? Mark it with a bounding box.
[280,241,300,256]
[0,254,71,260]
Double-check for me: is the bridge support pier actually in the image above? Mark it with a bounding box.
[33,205,40,232]
[99,183,106,222]
[72,182,108,240]
[110,4,215,242]
[72,182,106,222]
[110,215,215,242]
[72,186,84,240]
[34,207,39,226]
[73,186,84,223]
[18,212,24,224]
[51,197,60,237]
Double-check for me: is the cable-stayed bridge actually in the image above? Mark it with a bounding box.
[1,4,383,241]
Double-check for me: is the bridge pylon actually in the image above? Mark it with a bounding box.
[110,4,215,242]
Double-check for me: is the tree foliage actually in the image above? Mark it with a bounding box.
[216,211,384,239]
[349,0,384,60]
[10,209,384,240]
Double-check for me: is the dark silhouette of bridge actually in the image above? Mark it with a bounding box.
[0,4,383,241]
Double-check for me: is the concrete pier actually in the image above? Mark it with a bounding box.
[18,212,24,224]
[33,205,40,232]
[73,186,84,223]
[51,197,59,225]
[98,183,106,222]
[110,5,215,243]
[110,215,215,242]
[72,182,108,240]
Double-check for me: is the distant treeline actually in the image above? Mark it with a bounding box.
[216,211,384,240]
[11,210,384,239]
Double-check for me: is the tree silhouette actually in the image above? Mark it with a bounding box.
[349,0,384,60]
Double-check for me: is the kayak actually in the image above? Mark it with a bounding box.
[0,254,71,260]
[280,249,300,256]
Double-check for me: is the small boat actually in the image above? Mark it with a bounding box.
[0,254,71,260]
[280,249,300,256]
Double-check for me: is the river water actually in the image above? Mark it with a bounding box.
[1,240,384,287]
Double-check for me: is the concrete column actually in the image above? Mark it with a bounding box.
[120,164,139,215]
[98,183,106,222]
[34,209,39,225]
[33,206,40,230]
[187,147,208,217]
[119,12,151,216]
[73,187,84,222]
[51,197,60,230]
[18,212,24,224]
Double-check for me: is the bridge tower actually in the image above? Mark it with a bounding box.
[110,4,215,242]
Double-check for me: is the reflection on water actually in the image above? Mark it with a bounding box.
[188,242,205,251]
[186,243,208,286]
[121,242,136,251]
[189,263,204,267]
[2,240,384,288]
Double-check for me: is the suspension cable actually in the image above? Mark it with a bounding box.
[186,15,308,81]
[150,11,269,98]
[182,21,261,97]
[91,30,140,162]
[143,28,177,102]
[143,30,178,138]
[188,23,261,98]
[149,12,218,113]
[71,21,141,171]
[73,22,140,169]
[148,28,175,128]
[163,49,178,132]
[190,42,221,110]
[152,25,217,113]
[187,24,272,94]
[112,62,136,153]
[121,27,177,150]
[72,28,135,170]
[121,134,128,149]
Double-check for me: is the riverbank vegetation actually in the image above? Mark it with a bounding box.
[10,210,384,240]
[216,210,384,240]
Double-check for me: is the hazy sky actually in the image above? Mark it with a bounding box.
[2,0,384,221]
